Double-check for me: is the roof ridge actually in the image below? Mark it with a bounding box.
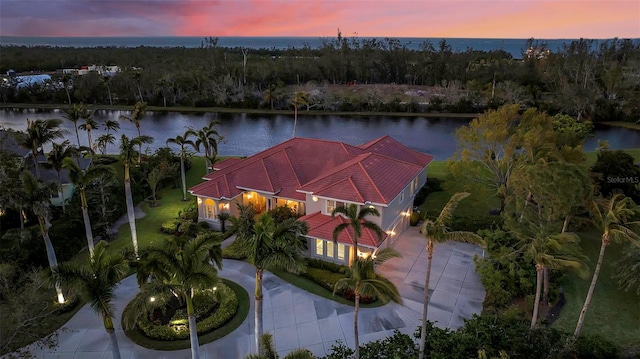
[358,135,389,149]
[312,176,353,196]
[301,152,372,188]
[260,158,275,192]
[367,152,424,168]
[346,176,365,203]
[283,146,302,188]
[357,161,386,202]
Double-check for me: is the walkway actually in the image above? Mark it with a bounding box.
[23,226,485,359]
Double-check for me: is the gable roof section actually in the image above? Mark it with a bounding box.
[299,211,386,248]
[189,136,433,204]
[0,130,30,157]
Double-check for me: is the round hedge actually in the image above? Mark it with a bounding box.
[122,278,249,350]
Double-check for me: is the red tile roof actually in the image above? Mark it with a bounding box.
[189,136,433,204]
[299,211,387,247]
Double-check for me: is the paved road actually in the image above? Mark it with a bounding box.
[22,226,485,359]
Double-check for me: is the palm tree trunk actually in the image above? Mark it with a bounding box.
[186,291,200,359]
[542,267,550,304]
[87,129,94,162]
[39,217,65,303]
[531,264,543,329]
[19,208,25,233]
[354,290,361,359]
[574,235,609,338]
[57,172,66,213]
[104,317,122,359]
[80,190,95,258]
[292,106,298,138]
[124,165,139,258]
[74,127,82,150]
[32,149,41,179]
[107,85,113,106]
[180,153,187,201]
[562,215,572,234]
[418,239,434,359]
[255,268,264,356]
[136,127,142,165]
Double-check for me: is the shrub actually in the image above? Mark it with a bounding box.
[136,284,237,341]
[160,220,179,234]
[423,212,503,233]
[306,258,349,274]
[410,212,421,226]
[267,206,299,222]
[413,177,444,207]
[222,239,248,260]
[302,266,376,304]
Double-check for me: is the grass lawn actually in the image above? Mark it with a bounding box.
[551,230,640,350]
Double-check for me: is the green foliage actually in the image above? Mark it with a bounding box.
[613,244,640,295]
[409,212,421,226]
[302,259,377,304]
[323,312,621,359]
[160,219,179,234]
[414,178,445,206]
[222,238,250,260]
[474,229,535,307]
[590,150,640,202]
[136,284,238,341]
[423,212,503,233]
[305,258,349,274]
[268,205,300,222]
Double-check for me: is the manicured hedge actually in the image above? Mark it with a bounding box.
[136,283,238,341]
[302,261,376,304]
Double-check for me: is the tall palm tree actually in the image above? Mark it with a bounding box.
[526,231,586,329]
[62,104,84,148]
[234,210,308,355]
[78,107,98,160]
[574,194,640,338]
[418,193,485,359]
[245,333,315,359]
[331,203,383,264]
[63,158,115,259]
[291,91,308,138]
[103,119,120,137]
[19,118,64,178]
[263,84,277,110]
[54,241,128,359]
[193,121,223,174]
[119,102,148,164]
[46,140,77,212]
[96,134,116,156]
[333,248,403,359]
[166,131,197,201]
[21,171,65,303]
[120,134,153,258]
[124,233,222,359]
[101,76,113,105]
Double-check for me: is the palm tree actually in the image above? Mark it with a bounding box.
[63,158,115,259]
[291,91,308,138]
[333,248,403,359]
[120,134,153,258]
[96,134,116,156]
[103,119,120,137]
[21,171,65,304]
[46,140,77,212]
[245,333,315,359]
[54,241,128,359]
[166,131,197,201]
[263,84,277,110]
[101,76,113,105]
[193,121,223,174]
[78,107,98,160]
[19,118,64,178]
[124,233,222,359]
[331,203,383,264]
[62,104,84,148]
[573,194,640,338]
[119,102,148,164]
[234,210,308,355]
[527,231,586,329]
[217,212,231,233]
[418,193,485,359]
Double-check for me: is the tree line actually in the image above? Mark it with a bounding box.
[1,35,639,122]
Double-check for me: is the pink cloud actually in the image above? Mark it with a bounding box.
[1,0,638,38]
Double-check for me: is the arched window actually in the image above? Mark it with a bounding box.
[204,198,217,219]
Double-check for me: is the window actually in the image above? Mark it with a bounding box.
[410,177,419,196]
[326,200,335,214]
[315,239,324,256]
[326,241,334,258]
[337,244,345,261]
[204,199,217,219]
[399,191,404,203]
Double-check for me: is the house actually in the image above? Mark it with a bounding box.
[189,136,433,265]
[0,130,90,206]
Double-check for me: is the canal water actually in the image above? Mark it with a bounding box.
[1,109,638,160]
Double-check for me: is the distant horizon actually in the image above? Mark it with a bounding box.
[1,1,638,39]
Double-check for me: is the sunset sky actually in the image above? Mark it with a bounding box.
[1,0,638,39]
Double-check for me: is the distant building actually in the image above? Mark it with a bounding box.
[15,74,51,89]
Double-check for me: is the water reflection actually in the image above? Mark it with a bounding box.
[1,109,638,160]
